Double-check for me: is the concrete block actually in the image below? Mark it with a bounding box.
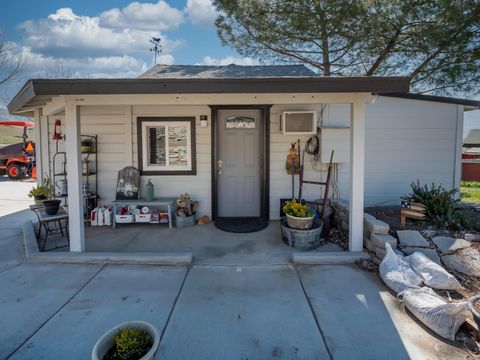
[432,236,472,254]
[331,199,349,211]
[364,237,376,252]
[371,233,397,250]
[364,213,376,220]
[397,230,429,247]
[402,247,441,265]
[364,218,389,234]
[293,251,371,265]
[375,246,386,259]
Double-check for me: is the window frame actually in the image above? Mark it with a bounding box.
[137,117,196,175]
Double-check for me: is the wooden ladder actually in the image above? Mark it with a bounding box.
[298,150,334,218]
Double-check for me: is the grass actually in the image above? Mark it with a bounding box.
[461,181,480,204]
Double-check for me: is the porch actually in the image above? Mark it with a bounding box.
[41,221,344,265]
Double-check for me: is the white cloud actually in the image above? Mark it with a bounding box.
[199,55,258,66]
[100,1,184,31]
[18,7,182,58]
[185,0,217,26]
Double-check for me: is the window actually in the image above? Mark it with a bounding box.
[225,115,256,129]
[137,117,196,175]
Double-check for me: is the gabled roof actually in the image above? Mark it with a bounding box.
[139,64,317,78]
[464,129,480,147]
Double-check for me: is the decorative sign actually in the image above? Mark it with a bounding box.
[225,115,256,129]
[115,166,140,200]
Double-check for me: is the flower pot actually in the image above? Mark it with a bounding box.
[92,321,160,360]
[286,213,314,230]
[468,295,480,328]
[42,199,61,215]
[34,195,46,205]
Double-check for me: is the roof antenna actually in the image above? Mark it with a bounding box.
[149,37,162,66]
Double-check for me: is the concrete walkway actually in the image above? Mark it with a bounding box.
[0,178,469,359]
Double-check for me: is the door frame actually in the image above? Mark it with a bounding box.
[209,105,271,221]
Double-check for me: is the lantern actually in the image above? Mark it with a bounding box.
[52,119,63,140]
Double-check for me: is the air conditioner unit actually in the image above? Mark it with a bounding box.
[282,111,317,135]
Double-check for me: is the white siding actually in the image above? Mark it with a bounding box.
[44,96,460,219]
[364,96,458,206]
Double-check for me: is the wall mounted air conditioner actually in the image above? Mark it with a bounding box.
[282,111,316,135]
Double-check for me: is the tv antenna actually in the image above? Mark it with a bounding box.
[149,37,162,66]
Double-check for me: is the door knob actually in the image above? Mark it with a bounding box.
[217,160,223,175]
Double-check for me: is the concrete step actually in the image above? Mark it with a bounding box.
[293,251,371,265]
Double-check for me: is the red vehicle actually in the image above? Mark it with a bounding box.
[0,121,36,179]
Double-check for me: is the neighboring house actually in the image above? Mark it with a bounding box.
[7,64,480,253]
[462,129,480,182]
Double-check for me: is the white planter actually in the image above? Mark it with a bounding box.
[92,321,160,360]
[286,213,314,230]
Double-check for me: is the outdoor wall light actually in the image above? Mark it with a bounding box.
[200,115,208,128]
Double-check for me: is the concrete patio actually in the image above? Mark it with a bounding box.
[0,178,470,359]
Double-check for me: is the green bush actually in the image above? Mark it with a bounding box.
[113,328,152,360]
[402,180,467,230]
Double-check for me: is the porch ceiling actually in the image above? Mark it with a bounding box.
[8,76,411,115]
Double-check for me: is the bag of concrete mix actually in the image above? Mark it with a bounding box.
[379,243,423,294]
[406,252,463,291]
[401,287,468,341]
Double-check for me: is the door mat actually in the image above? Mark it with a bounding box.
[214,218,268,233]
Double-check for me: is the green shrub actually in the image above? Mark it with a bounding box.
[113,328,152,360]
[402,180,467,230]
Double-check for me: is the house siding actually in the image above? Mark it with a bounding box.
[45,95,460,219]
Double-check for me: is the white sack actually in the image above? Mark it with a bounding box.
[379,243,423,294]
[407,252,462,291]
[402,287,468,341]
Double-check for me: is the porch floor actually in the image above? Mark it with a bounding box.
[80,221,342,265]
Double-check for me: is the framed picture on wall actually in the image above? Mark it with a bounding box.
[137,117,196,175]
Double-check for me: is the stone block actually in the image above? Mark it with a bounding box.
[441,248,480,277]
[364,218,389,234]
[364,237,376,252]
[331,199,349,211]
[371,233,398,250]
[402,247,441,265]
[363,212,376,220]
[375,246,386,259]
[397,230,429,248]
[432,236,472,254]
[337,210,349,223]
[340,221,349,231]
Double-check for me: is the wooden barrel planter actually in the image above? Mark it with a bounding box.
[280,217,323,251]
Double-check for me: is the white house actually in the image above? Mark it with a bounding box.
[7,65,480,254]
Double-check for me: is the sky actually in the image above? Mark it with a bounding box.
[0,0,478,136]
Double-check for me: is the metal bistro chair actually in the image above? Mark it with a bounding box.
[30,205,69,251]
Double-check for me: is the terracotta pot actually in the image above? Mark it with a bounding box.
[468,295,480,328]
[92,321,160,360]
[286,213,314,230]
[42,199,61,215]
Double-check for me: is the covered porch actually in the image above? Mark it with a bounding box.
[8,75,411,262]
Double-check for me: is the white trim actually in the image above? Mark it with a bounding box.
[124,106,133,166]
[349,101,365,252]
[33,109,43,185]
[65,102,85,252]
[140,120,192,172]
[454,105,464,192]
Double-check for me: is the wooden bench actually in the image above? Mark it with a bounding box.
[401,201,426,227]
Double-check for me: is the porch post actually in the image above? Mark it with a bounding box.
[33,109,43,185]
[65,102,85,252]
[349,100,366,252]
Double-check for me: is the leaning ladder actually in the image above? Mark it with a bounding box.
[298,150,334,218]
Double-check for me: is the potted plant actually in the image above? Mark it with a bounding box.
[28,176,54,205]
[92,321,160,360]
[282,199,314,230]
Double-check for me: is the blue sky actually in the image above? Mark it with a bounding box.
[0,0,478,135]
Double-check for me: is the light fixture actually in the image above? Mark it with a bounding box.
[52,119,63,140]
[200,115,208,128]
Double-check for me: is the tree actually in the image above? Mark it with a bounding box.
[0,30,24,86]
[214,0,480,94]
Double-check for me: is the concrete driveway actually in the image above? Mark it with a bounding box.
[0,178,469,359]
